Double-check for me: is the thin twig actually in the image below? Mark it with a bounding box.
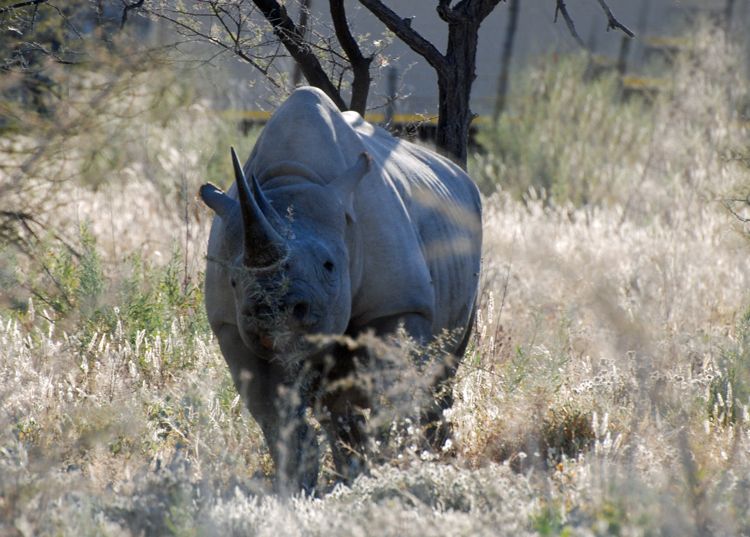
[15,41,79,65]
[554,0,587,49]
[0,0,48,15]
[251,0,347,109]
[723,196,750,223]
[594,0,635,38]
[358,0,446,72]
[145,8,284,91]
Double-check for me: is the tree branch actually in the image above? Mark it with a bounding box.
[329,0,372,114]
[594,0,634,38]
[445,0,504,22]
[554,0,586,49]
[252,0,347,110]
[723,195,750,223]
[358,0,446,72]
[143,8,285,91]
[0,0,48,15]
[120,0,144,30]
[15,41,79,65]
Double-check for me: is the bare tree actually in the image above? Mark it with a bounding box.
[358,0,501,167]
[361,0,630,166]
[0,0,183,254]
[138,0,633,168]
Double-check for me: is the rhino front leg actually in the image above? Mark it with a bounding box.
[215,324,319,494]
[319,387,370,484]
[314,312,433,482]
[361,313,457,449]
[312,343,371,484]
[424,307,476,449]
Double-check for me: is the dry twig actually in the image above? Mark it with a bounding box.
[0,0,48,15]
[554,0,586,49]
[555,0,634,50]
[594,0,635,38]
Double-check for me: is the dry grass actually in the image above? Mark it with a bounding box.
[2,21,750,537]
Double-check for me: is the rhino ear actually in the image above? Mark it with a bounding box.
[331,152,371,223]
[200,183,236,218]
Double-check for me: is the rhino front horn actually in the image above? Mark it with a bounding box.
[231,147,287,267]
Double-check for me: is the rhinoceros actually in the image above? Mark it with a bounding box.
[199,87,481,493]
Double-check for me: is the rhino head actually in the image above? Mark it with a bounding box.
[200,148,370,365]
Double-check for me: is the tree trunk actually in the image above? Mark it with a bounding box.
[348,56,371,115]
[358,0,503,168]
[291,0,311,87]
[330,0,372,115]
[435,19,480,170]
[493,0,520,121]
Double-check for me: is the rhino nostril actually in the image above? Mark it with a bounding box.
[292,302,310,322]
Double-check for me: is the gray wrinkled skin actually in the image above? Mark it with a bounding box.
[201,87,482,494]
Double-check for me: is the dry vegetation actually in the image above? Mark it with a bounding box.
[2,21,750,537]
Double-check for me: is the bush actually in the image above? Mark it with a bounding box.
[707,308,750,425]
[471,55,651,206]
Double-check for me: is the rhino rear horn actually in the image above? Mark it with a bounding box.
[249,172,288,234]
[232,147,288,267]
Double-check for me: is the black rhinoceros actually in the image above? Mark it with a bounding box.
[199,87,481,493]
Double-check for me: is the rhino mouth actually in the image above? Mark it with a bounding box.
[258,333,275,350]
[249,327,306,355]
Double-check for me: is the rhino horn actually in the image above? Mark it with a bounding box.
[232,147,287,268]
[249,171,288,234]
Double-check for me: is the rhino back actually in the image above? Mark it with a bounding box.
[344,112,482,341]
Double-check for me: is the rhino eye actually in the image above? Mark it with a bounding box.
[230,278,236,288]
[323,260,335,272]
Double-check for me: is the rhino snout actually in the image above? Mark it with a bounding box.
[242,296,319,331]
[251,303,273,319]
[284,297,318,329]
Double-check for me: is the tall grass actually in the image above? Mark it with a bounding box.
[1,20,750,537]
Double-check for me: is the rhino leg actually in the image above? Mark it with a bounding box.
[361,313,461,449]
[420,355,457,449]
[311,343,371,484]
[421,307,476,449]
[215,325,319,494]
[319,385,370,484]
